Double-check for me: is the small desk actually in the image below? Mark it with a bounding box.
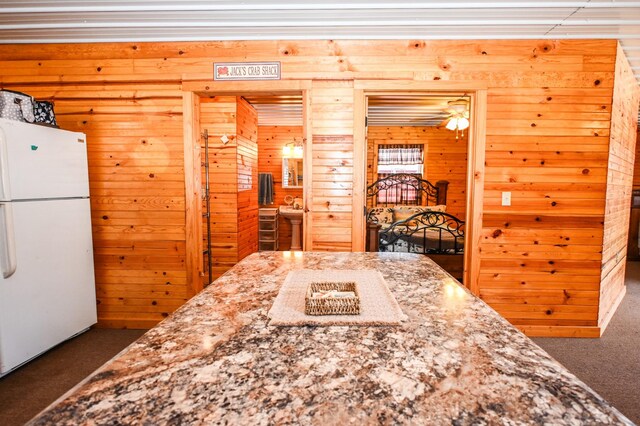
[29,252,632,425]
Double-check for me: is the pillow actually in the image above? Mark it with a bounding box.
[425,204,447,213]
[393,205,446,217]
[393,205,448,226]
[393,206,424,222]
[367,207,394,224]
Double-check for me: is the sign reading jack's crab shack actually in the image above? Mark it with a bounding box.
[213,62,281,81]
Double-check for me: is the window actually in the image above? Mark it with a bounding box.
[376,144,424,204]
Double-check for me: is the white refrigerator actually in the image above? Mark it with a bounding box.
[0,118,97,377]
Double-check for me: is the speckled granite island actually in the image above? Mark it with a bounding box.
[29,252,633,425]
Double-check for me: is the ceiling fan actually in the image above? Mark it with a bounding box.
[444,98,470,139]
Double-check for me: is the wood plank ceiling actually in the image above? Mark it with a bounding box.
[367,95,467,127]
[242,94,467,127]
[242,94,303,126]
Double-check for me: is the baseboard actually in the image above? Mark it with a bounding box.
[516,325,602,338]
[96,318,157,329]
[598,285,627,335]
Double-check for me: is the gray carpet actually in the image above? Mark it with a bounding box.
[0,328,145,426]
[534,261,640,425]
[1,266,639,425]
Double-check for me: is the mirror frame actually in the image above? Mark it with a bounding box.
[282,157,303,189]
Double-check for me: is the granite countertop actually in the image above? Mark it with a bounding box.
[29,252,633,425]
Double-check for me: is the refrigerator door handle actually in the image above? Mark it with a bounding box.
[0,126,10,201]
[0,203,17,278]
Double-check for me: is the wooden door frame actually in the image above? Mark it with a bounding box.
[182,80,313,295]
[353,80,487,293]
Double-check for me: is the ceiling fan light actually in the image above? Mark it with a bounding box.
[446,117,458,131]
[447,99,469,115]
[457,117,470,130]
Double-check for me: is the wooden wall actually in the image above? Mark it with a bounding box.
[236,98,259,260]
[367,126,468,219]
[257,126,304,250]
[88,93,188,329]
[599,45,640,330]
[6,81,189,329]
[310,80,355,252]
[200,96,258,284]
[1,40,636,335]
[426,128,468,220]
[200,96,239,283]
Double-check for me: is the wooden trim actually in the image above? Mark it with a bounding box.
[372,141,379,186]
[598,285,627,336]
[302,88,313,251]
[465,89,487,295]
[355,81,488,91]
[182,79,312,95]
[374,140,428,146]
[352,89,366,251]
[182,91,204,296]
[516,325,601,338]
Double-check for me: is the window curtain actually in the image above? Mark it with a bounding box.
[376,144,424,204]
[377,144,423,165]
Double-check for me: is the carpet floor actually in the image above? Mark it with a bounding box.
[533,261,640,424]
[1,264,639,425]
[0,328,145,426]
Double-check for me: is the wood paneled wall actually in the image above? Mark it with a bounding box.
[200,96,258,284]
[236,98,259,260]
[0,39,636,335]
[200,96,238,283]
[310,80,354,251]
[10,82,189,329]
[426,128,468,220]
[257,126,304,250]
[480,84,615,335]
[367,126,468,219]
[599,45,640,330]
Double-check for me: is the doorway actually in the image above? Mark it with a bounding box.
[365,94,469,282]
[182,82,312,293]
[353,82,487,292]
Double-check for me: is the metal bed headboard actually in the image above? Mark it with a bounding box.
[366,174,448,207]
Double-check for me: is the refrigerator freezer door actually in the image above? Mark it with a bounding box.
[0,118,89,201]
[0,198,96,376]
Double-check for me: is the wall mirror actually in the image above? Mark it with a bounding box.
[283,158,303,188]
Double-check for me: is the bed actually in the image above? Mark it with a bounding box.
[366,173,465,280]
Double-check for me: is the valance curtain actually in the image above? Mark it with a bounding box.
[377,144,423,165]
[376,173,420,204]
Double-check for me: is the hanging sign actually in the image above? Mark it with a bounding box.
[213,62,281,81]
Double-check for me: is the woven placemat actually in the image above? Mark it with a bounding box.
[268,269,407,326]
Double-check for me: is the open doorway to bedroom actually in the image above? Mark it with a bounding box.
[365,94,470,282]
[353,83,487,291]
